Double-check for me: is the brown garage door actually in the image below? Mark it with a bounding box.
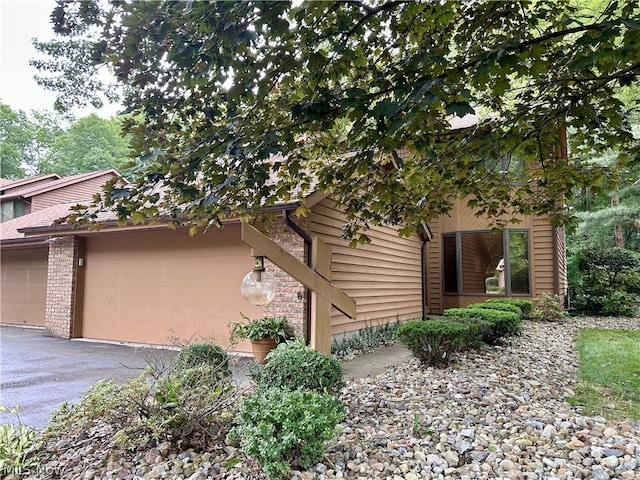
[1,247,48,327]
[81,226,263,348]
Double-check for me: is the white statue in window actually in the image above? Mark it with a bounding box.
[496,258,505,292]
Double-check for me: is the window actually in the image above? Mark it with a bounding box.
[442,230,530,296]
[0,199,30,222]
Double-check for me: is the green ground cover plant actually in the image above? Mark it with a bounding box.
[0,406,42,477]
[331,321,400,359]
[570,328,640,420]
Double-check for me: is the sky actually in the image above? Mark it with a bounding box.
[0,0,120,118]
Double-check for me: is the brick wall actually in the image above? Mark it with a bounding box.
[262,217,308,337]
[45,236,78,338]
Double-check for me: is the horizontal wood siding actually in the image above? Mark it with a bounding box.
[309,199,423,335]
[31,174,115,211]
[532,218,555,295]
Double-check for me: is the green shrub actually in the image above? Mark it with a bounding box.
[232,388,346,480]
[443,308,521,344]
[574,288,639,317]
[396,318,485,366]
[175,342,230,383]
[259,340,345,394]
[46,365,241,451]
[0,406,42,477]
[601,291,638,317]
[467,302,522,317]
[531,293,568,322]
[484,298,532,317]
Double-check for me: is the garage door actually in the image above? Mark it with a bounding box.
[81,226,263,348]
[1,247,48,327]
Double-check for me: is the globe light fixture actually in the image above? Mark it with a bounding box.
[240,256,277,306]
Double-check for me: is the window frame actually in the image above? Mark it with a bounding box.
[442,229,531,297]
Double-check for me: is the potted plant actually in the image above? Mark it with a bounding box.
[230,314,294,364]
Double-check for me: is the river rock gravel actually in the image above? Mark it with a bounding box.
[21,316,640,480]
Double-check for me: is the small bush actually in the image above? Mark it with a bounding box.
[232,388,346,480]
[443,308,521,344]
[531,293,568,322]
[601,291,638,317]
[259,340,345,394]
[574,289,639,317]
[396,318,485,366]
[175,342,230,383]
[0,406,42,477]
[467,302,523,317]
[484,298,532,317]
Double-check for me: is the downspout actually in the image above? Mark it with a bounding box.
[421,237,428,320]
[418,222,433,320]
[283,209,313,344]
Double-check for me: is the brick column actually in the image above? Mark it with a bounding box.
[45,236,79,338]
[262,218,308,337]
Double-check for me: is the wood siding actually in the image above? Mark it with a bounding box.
[1,246,48,326]
[531,218,556,295]
[309,198,423,335]
[31,173,116,211]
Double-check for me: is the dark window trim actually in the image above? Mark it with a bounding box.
[441,229,531,297]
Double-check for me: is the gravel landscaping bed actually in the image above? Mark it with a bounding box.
[23,316,640,480]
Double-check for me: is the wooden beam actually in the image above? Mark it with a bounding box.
[241,223,356,319]
[311,237,332,355]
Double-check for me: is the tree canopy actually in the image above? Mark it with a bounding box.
[0,103,130,179]
[33,0,640,241]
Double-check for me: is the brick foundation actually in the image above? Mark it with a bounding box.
[45,236,79,338]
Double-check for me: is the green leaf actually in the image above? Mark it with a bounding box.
[445,102,475,118]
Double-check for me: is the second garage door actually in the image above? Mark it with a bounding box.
[0,246,48,327]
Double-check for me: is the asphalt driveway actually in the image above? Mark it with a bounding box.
[0,326,180,430]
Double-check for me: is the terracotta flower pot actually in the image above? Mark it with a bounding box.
[251,338,278,364]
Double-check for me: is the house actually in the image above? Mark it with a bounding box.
[0,170,123,329]
[1,169,567,354]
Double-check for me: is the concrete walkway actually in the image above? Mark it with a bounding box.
[0,326,412,430]
[340,343,413,380]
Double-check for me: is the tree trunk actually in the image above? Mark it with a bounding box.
[611,194,624,248]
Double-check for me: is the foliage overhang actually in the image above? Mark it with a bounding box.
[33,0,640,242]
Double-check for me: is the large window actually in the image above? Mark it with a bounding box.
[442,230,530,296]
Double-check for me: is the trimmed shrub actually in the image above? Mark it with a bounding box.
[396,318,485,366]
[258,340,345,394]
[531,293,568,322]
[443,308,521,344]
[484,298,532,317]
[232,388,346,480]
[467,302,522,317]
[175,342,230,383]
